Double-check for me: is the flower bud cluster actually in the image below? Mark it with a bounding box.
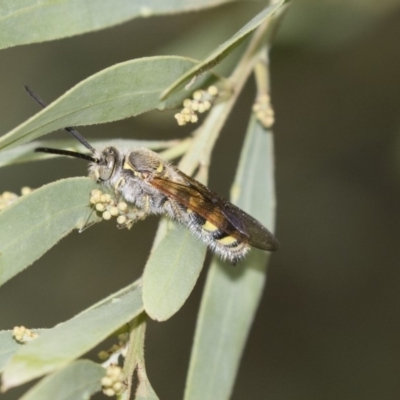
[174,85,219,126]
[252,94,275,128]
[101,365,125,397]
[90,189,136,228]
[13,326,38,343]
[0,187,33,211]
[98,333,129,362]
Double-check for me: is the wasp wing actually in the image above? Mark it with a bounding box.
[150,171,278,251]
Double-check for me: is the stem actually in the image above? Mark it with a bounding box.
[179,18,274,177]
[150,19,276,250]
[252,49,275,128]
[158,136,192,161]
[254,51,271,97]
[119,314,147,400]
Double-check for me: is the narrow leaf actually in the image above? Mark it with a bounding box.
[135,376,159,400]
[0,0,237,50]
[19,360,105,400]
[0,177,100,287]
[184,116,276,400]
[121,315,159,400]
[143,222,206,321]
[2,281,143,390]
[0,56,212,152]
[0,330,48,373]
[161,1,284,99]
[135,377,159,400]
[0,331,19,373]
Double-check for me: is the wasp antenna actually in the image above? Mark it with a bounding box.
[24,85,96,153]
[35,147,98,163]
[24,85,47,108]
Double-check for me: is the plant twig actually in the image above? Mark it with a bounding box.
[119,314,146,400]
[149,17,278,251]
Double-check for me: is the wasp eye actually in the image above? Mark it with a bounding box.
[99,153,116,181]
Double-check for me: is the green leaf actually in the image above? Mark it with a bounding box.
[135,376,159,400]
[19,360,105,400]
[0,330,47,373]
[0,331,22,372]
[0,138,177,168]
[0,177,100,287]
[161,1,284,99]
[0,56,212,152]
[1,281,143,390]
[0,331,22,373]
[135,378,159,400]
[0,0,238,50]
[120,315,159,400]
[143,222,206,321]
[184,116,276,400]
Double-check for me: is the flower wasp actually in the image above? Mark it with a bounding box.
[26,87,278,263]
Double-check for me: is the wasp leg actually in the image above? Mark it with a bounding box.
[116,199,149,230]
[78,207,97,233]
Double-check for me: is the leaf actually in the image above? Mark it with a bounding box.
[0,331,22,373]
[19,360,105,400]
[0,332,18,373]
[160,1,284,99]
[184,116,276,400]
[0,330,47,373]
[143,222,206,321]
[0,0,238,50]
[135,374,159,400]
[1,281,143,390]
[120,315,159,400]
[135,375,159,400]
[0,138,177,168]
[0,56,213,152]
[0,177,100,287]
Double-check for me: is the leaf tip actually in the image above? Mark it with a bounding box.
[1,370,20,392]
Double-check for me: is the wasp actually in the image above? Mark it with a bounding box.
[27,87,279,263]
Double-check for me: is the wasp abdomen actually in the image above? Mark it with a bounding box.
[186,211,250,264]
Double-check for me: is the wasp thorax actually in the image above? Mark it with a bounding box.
[127,148,165,175]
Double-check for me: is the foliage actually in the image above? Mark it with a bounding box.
[0,0,286,398]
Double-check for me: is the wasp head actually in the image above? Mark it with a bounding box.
[91,147,121,182]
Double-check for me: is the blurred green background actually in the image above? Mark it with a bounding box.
[1,1,400,398]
